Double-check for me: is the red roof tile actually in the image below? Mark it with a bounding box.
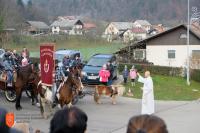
[131,27,146,33]
[83,23,96,29]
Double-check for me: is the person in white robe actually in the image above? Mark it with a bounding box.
[137,71,155,115]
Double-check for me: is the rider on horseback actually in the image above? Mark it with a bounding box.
[21,56,29,67]
[62,55,71,76]
[3,52,14,87]
[52,61,65,107]
[11,50,21,67]
[71,55,82,68]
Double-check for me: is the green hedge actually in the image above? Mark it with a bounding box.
[118,63,182,77]
[191,69,200,82]
[119,63,200,82]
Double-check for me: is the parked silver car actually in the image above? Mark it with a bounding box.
[55,49,83,67]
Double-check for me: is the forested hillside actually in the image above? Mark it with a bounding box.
[0,0,200,29]
[33,0,199,21]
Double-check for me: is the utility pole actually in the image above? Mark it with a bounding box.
[186,0,190,85]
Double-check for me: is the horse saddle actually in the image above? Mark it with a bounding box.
[0,72,7,81]
[0,71,17,83]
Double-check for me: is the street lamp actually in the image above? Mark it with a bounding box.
[187,0,190,85]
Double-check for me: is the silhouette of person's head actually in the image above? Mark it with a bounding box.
[0,107,22,133]
[127,115,168,133]
[50,107,88,133]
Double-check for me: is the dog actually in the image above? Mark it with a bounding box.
[94,85,125,105]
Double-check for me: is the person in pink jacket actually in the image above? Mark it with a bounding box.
[99,64,110,86]
[130,65,137,86]
[21,57,29,67]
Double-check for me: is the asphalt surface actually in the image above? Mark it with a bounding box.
[0,87,200,133]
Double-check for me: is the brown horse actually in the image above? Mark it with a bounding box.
[37,68,83,119]
[15,64,39,110]
[58,68,83,108]
[94,85,125,105]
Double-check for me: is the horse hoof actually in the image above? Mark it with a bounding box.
[112,102,116,105]
[43,115,48,119]
[16,106,22,110]
[97,101,102,104]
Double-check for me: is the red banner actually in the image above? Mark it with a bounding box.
[40,44,55,86]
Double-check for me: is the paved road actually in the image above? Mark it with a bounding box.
[0,88,200,133]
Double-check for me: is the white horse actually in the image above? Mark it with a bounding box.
[37,81,55,119]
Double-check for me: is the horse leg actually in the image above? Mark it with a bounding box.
[111,95,116,105]
[39,97,44,117]
[33,86,40,107]
[97,95,101,104]
[35,95,40,107]
[41,98,48,119]
[60,99,66,108]
[30,88,35,105]
[48,101,53,116]
[15,88,22,110]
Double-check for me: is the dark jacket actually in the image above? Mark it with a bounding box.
[122,69,129,78]
[62,58,71,67]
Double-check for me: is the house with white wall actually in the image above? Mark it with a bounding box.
[116,24,200,68]
[50,19,83,35]
[133,20,152,32]
[123,27,147,43]
[104,22,135,42]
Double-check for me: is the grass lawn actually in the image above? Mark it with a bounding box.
[5,36,124,61]
[123,74,200,101]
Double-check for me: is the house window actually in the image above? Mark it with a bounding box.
[168,50,176,59]
[180,33,187,39]
[192,50,200,58]
[134,50,145,60]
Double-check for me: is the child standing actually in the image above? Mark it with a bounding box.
[99,64,110,86]
[122,65,129,84]
[129,65,137,86]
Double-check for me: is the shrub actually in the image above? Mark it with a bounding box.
[118,63,182,77]
[191,69,200,82]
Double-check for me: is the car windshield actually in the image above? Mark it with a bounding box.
[87,57,110,67]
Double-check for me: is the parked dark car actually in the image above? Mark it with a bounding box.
[81,54,118,85]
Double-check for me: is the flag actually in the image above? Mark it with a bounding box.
[40,44,55,86]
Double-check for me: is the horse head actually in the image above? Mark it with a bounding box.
[66,71,83,93]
